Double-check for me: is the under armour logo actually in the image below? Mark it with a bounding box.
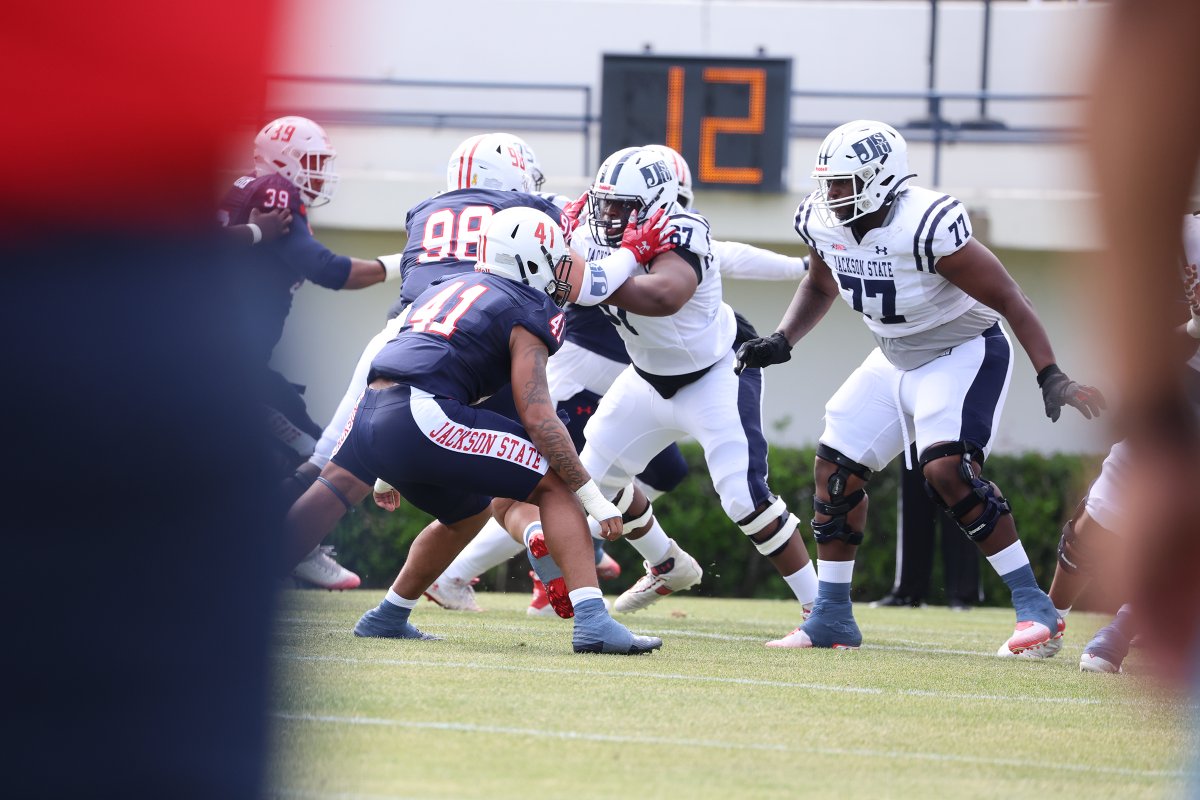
[875,246,888,255]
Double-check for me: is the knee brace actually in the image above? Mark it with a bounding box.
[1056,497,1089,575]
[811,444,873,546]
[738,496,800,557]
[919,442,1010,542]
[614,483,654,530]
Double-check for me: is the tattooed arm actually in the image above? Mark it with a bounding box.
[508,325,589,490]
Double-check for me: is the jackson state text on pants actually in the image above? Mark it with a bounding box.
[426,421,544,470]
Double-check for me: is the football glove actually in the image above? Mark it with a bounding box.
[620,208,677,265]
[734,331,792,375]
[1038,364,1106,422]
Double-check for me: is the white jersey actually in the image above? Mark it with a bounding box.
[575,207,735,376]
[795,186,987,340]
[1182,213,1200,373]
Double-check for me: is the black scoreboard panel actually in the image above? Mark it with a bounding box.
[599,54,792,193]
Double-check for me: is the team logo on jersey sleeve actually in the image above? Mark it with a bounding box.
[852,133,892,164]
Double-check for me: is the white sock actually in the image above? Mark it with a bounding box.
[816,559,854,584]
[568,586,603,606]
[1057,606,1072,619]
[587,516,603,540]
[385,589,418,609]
[628,520,671,564]
[783,561,818,605]
[985,540,1030,576]
[441,516,524,582]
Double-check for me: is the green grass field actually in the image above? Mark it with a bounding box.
[269,589,1193,799]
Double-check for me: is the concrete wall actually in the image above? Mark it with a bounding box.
[266,1,1116,455]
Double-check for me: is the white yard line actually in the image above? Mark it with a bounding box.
[280,653,1152,707]
[272,711,1184,780]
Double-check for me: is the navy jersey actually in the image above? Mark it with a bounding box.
[218,173,352,362]
[388,188,563,317]
[371,272,567,404]
[564,304,630,364]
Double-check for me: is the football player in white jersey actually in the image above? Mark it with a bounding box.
[1044,213,1200,672]
[736,120,1105,655]
[424,144,811,616]
[555,145,820,624]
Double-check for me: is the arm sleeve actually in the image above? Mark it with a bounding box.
[276,213,352,289]
[571,248,639,307]
[716,240,809,281]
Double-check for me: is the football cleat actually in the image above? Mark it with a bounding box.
[996,617,1066,659]
[526,572,558,617]
[596,551,622,581]
[292,545,361,591]
[612,540,702,614]
[352,605,442,640]
[1079,611,1133,673]
[571,598,662,655]
[423,576,482,612]
[767,598,859,649]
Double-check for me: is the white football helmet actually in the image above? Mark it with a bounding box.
[644,144,693,210]
[497,133,545,191]
[588,146,679,247]
[446,133,534,193]
[476,206,573,307]
[810,120,913,226]
[253,116,339,208]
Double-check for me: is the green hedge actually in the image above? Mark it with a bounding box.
[328,444,1101,607]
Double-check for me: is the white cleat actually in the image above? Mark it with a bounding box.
[1080,654,1123,674]
[613,540,702,614]
[291,545,361,591]
[423,577,483,612]
[766,627,814,648]
[996,618,1065,659]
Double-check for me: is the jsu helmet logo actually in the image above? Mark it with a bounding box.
[852,133,892,164]
[640,160,674,188]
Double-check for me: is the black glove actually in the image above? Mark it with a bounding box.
[734,331,792,375]
[1038,364,1106,422]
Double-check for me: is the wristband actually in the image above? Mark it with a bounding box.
[246,223,263,245]
[378,254,403,282]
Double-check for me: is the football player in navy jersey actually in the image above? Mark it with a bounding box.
[426,144,812,617]
[285,207,664,655]
[737,120,1104,655]
[221,115,406,590]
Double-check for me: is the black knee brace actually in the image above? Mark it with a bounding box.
[1057,497,1089,574]
[919,441,1010,542]
[811,443,873,546]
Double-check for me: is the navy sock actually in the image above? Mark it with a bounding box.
[593,537,606,566]
[817,580,851,603]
